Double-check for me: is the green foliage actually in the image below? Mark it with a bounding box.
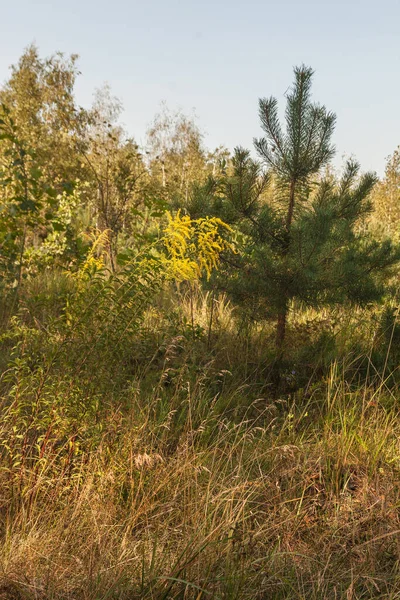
[146,104,229,210]
[0,246,166,481]
[0,44,88,185]
[1,48,400,599]
[189,67,400,356]
[370,146,400,240]
[254,65,336,181]
[83,86,163,270]
[0,105,70,294]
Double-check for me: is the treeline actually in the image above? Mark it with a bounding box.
[1,46,400,383]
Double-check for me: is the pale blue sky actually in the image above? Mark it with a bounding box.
[1,0,399,175]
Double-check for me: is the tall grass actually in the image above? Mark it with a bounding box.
[1,374,400,597]
[1,275,400,599]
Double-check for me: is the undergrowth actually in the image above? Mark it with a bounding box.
[1,271,400,599]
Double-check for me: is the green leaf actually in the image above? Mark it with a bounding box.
[52,221,66,232]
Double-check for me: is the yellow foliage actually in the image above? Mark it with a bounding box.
[162,210,235,282]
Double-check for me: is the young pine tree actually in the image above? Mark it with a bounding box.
[206,66,400,356]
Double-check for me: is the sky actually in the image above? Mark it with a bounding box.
[0,0,399,175]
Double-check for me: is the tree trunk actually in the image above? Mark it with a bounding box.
[275,308,287,356]
[274,178,296,355]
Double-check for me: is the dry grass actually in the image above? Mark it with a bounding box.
[1,281,400,599]
[1,367,400,600]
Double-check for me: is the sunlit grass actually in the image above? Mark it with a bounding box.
[1,281,400,598]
